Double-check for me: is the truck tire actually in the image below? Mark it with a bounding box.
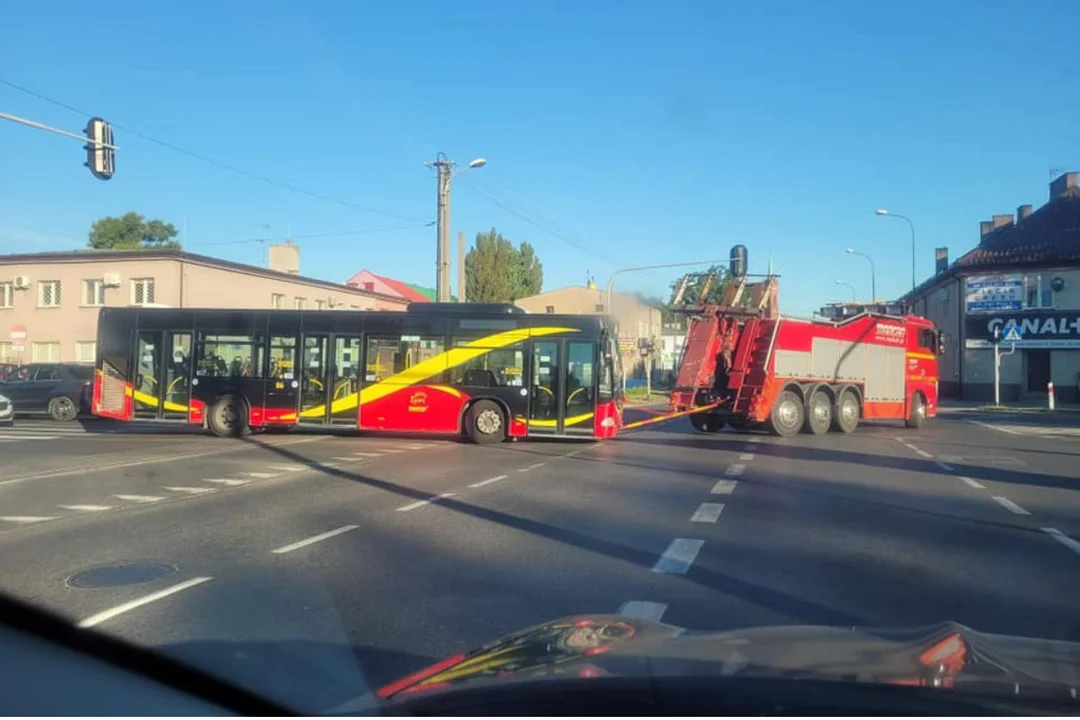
[769,390,804,438]
[467,400,506,444]
[832,388,860,433]
[803,390,832,435]
[207,394,249,437]
[690,412,722,433]
[905,393,927,429]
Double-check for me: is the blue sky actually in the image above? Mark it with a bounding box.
[1,0,1078,315]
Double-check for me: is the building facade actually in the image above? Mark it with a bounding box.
[904,172,1080,403]
[0,249,407,364]
[344,269,435,303]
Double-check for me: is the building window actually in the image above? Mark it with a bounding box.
[0,342,13,361]
[271,293,285,310]
[1041,289,1054,309]
[82,279,105,306]
[131,278,155,305]
[363,281,375,292]
[39,280,61,307]
[75,341,97,363]
[545,305,555,314]
[0,281,12,309]
[315,299,327,310]
[295,297,306,309]
[31,341,61,362]
[594,304,604,313]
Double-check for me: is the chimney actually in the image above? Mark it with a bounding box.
[935,247,948,274]
[1016,204,1032,222]
[979,220,994,237]
[992,214,1013,229]
[268,241,300,275]
[1050,171,1078,199]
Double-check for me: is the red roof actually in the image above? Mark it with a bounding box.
[372,274,431,303]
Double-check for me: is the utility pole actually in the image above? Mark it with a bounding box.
[457,231,466,303]
[425,153,486,302]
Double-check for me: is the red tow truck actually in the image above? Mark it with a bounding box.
[666,251,944,437]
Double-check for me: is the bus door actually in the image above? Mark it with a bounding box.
[528,339,599,437]
[265,334,299,422]
[298,334,363,425]
[133,330,191,420]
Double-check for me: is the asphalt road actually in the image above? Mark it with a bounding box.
[1,411,1079,712]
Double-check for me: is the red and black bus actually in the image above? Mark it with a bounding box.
[92,303,625,442]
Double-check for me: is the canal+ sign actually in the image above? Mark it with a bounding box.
[965,311,1080,349]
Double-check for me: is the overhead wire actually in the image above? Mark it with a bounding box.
[192,222,434,247]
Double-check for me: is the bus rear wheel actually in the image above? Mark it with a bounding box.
[467,400,506,444]
[207,395,249,438]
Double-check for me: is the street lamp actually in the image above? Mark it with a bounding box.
[875,208,916,292]
[835,279,857,302]
[426,153,486,301]
[844,247,876,301]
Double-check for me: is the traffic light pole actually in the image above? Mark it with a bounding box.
[0,111,117,179]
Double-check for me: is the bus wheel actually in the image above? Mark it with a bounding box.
[803,390,832,435]
[905,393,927,429]
[467,400,506,444]
[832,388,860,434]
[769,390,804,438]
[208,395,249,438]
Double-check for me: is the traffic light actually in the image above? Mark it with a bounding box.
[84,117,115,180]
[730,244,748,279]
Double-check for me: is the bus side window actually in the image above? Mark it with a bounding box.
[450,338,524,387]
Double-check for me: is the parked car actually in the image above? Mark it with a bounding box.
[0,363,94,421]
[0,393,13,425]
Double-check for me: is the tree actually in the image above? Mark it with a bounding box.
[88,212,181,250]
[465,228,544,302]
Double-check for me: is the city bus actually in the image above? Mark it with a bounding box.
[92,304,625,442]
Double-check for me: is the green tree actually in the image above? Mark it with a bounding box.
[465,228,544,302]
[88,212,181,250]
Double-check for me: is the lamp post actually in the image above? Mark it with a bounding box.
[426,154,486,302]
[875,208,916,292]
[835,279,857,302]
[844,248,876,301]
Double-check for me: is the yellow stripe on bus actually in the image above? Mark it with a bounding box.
[518,412,594,428]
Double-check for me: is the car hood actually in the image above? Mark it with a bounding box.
[374,616,1080,704]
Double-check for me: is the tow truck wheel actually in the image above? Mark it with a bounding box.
[467,400,506,444]
[905,393,927,429]
[832,388,860,433]
[769,390,804,438]
[803,390,832,435]
[690,412,721,433]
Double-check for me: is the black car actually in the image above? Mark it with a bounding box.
[0,363,94,421]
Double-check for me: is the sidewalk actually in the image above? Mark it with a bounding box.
[938,398,1080,416]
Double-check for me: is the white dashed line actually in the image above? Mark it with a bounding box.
[935,461,954,472]
[519,462,547,472]
[711,479,738,495]
[332,457,359,462]
[163,486,216,495]
[738,453,755,461]
[960,477,986,490]
[1042,528,1080,557]
[725,464,745,476]
[58,505,113,512]
[652,538,704,575]
[267,464,306,472]
[968,419,1018,435]
[244,472,282,479]
[617,601,668,622]
[78,577,213,628]
[113,494,164,503]
[991,496,1030,515]
[404,444,428,450]
[690,502,725,523]
[468,474,508,488]
[351,452,383,458]
[271,524,359,554]
[202,478,250,486]
[0,516,58,524]
[396,492,456,512]
[377,449,405,454]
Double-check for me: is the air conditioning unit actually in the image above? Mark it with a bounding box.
[13,275,30,290]
[102,273,122,287]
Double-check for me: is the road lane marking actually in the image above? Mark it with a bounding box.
[164,486,216,495]
[960,477,986,490]
[351,452,383,458]
[469,474,508,488]
[968,419,1018,435]
[690,502,725,523]
[743,444,758,451]
[58,505,113,512]
[617,601,668,622]
[267,464,306,471]
[0,434,59,440]
[991,496,1030,515]
[902,442,933,458]
[404,444,428,449]
[78,577,213,629]
[936,461,954,471]
[244,472,282,479]
[271,524,360,554]
[0,516,59,524]
[202,478,250,486]
[652,539,704,575]
[397,492,456,512]
[332,456,359,462]
[519,462,547,472]
[1042,528,1080,557]
[738,453,755,461]
[377,448,405,453]
[113,494,164,503]
[711,479,738,495]
[725,464,745,476]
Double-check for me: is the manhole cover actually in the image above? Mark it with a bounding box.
[67,562,178,589]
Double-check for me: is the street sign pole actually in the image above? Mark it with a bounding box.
[993,323,1019,406]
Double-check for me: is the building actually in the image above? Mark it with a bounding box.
[514,284,663,378]
[903,171,1080,403]
[345,269,434,303]
[0,248,408,364]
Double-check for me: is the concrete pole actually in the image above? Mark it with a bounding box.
[457,231,466,303]
[436,162,452,302]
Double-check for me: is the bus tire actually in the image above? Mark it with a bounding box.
[769,390,804,438]
[466,400,506,444]
[690,412,721,433]
[207,394,249,438]
[905,392,927,429]
[803,389,832,435]
[832,387,860,433]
